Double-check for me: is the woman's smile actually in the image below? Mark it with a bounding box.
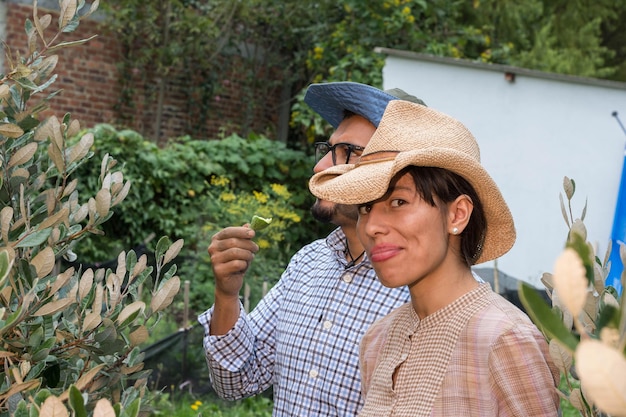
[369,243,402,262]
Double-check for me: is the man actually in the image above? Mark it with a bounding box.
[198,82,425,416]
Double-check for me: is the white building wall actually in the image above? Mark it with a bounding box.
[379,49,626,286]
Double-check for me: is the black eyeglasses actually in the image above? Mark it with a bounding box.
[314,142,365,165]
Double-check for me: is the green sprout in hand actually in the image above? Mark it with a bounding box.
[250,215,272,231]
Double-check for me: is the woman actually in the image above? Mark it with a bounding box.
[308,100,560,417]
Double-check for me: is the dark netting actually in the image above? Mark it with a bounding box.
[142,324,214,395]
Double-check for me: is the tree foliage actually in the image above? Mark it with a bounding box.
[101,0,626,147]
[0,1,182,415]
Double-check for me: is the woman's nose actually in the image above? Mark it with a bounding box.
[359,206,387,237]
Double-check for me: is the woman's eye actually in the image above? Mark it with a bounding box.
[357,205,371,215]
[390,199,405,207]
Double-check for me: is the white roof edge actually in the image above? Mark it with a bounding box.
[374,47,626,91]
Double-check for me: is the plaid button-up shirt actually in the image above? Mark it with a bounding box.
[198,227,411,416]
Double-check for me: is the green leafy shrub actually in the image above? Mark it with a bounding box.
[0,1,182,415]
[70,125,330,314]
[520,177,626,417]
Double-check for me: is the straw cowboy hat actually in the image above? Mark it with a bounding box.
[308,100,516,264]
[304,82,426,128]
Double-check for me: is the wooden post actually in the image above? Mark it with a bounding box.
[493,259,500,294]
[262,278,268,297]
[244,283,250,313]
[183,280,190,329]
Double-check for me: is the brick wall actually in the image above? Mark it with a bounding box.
[3,2,285,144]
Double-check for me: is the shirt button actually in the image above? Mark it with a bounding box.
[309,369,318,378]
[323,320,333,330]
[343,275,353,283]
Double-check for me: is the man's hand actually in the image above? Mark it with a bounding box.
[208,225,259,335]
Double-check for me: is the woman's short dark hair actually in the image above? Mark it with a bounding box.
[398,166,487,266]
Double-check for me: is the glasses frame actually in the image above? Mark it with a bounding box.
[314,142,365,165]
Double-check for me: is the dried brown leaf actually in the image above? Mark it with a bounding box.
[83,312,102,333]
[8,142,37,168]
[49,266,74,296]
[47,141,65,173]
[73,203,89,223]
[95,188,111,218]
[131,254,148,279]
[163,239,184,265]
[33,297,73,316]
[59,364,106,402]
[1,206,13,244]
[0,123,24,139]
[106,273,122,310]
[31,246,55,278]
[116,301,145,326]
[0,84,10,101]
[151,276,180,313]
[59,0,77,30]
[35,54,58,79]
[79,269,94,300]
[129,325,149,346]
[92,398,116,417]
[92,283,103,314]
[111,180,131,207]
[116,251,126,278]
[62,178,78,198]
[38,207,69,231]
[68,132,93,165]
[120,363,144,375]
[548,339,572,374]
[10,168,30,181]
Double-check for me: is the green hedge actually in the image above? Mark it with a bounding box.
[71,125,332,314]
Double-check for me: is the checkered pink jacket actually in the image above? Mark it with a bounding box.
[359,283,560,417]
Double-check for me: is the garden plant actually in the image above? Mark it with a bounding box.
[520,177,626,417]
[0,1,182,415]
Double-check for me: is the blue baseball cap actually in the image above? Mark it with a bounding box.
[304,82,426,129]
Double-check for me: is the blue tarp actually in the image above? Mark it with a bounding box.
[607,113,626,294]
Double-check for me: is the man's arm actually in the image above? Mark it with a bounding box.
[199,225,279,400]
[207,226,258,334]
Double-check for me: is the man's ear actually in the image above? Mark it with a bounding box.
[448,194,473,234]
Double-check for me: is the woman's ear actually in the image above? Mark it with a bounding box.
[448,194,473,235]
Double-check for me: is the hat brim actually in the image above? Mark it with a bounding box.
[304,82,399,128]
[309,148,515,264]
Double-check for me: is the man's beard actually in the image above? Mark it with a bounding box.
[310,199,358,224]
[310,199,334,223]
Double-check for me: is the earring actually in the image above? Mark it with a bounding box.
[452,227,459,235]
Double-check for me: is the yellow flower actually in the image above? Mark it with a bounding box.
[253,190,268,203]
[190,404,199,411]
[313,46,324,60]
[270,183,290,198]
[283,212,301,223]
[402,6,411,15]
[258,238,271,249]
[187,189,196,198]
[407,14,415,23]
[210,176,230,187]
[220,192,236,202]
